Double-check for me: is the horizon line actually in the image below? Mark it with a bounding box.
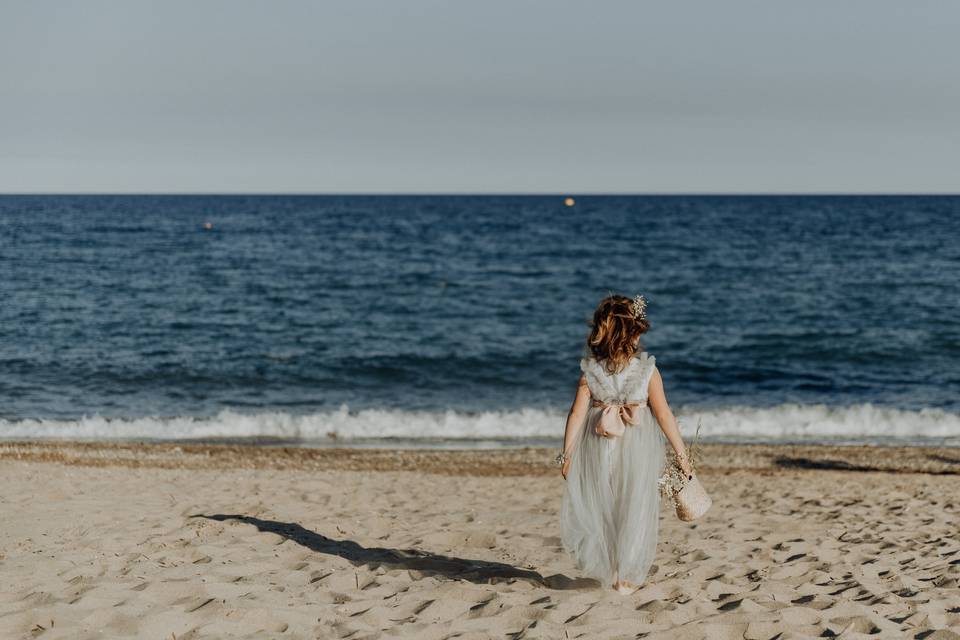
[2,191,959,197]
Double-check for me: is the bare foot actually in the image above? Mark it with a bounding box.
[614,580,641,595]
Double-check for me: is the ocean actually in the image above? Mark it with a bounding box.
[1,195,958,447]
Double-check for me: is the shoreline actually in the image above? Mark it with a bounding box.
[2,439,959,475]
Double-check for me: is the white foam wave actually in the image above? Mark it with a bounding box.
[1,403,958,446]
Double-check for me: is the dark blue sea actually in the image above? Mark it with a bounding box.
[1,195,958,446]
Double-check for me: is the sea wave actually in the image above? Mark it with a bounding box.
[1,403,959,446]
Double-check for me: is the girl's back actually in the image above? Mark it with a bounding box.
[580,348,657,405]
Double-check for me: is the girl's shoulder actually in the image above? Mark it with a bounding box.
[629,351,657,381]
[638,350,656,366]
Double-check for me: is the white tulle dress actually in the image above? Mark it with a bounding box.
[560,347,667,586]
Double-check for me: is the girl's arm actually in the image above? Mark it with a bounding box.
[561,373,592,479]
[648,366,693,476]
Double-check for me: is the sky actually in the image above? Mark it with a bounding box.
[1,1,958,194]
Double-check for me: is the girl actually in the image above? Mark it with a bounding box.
[558,294,692,595]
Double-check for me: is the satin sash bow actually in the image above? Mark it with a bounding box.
[591,399,646,438]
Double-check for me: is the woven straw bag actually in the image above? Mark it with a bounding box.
[674,473,712,521]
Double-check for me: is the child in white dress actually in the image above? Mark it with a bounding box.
[558,294,692,595]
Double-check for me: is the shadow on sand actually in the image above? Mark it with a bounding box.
[927,453,960,466]
[191,514,598,591]
[774,456,960,475]
[773,457,882,472]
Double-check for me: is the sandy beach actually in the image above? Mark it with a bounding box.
[2,442,959,639]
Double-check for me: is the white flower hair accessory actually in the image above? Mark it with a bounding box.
[631,294,648,321]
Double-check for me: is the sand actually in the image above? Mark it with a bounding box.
[1,442,959,639]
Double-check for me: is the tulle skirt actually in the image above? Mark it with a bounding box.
[560,405,667,586]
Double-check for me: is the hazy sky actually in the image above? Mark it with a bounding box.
[1,1,958,193]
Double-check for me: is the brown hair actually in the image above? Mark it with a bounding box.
[586,294,650,375]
